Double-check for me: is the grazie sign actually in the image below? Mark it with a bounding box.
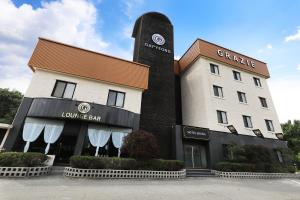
[182,126,209,140]
[217,49,255,68]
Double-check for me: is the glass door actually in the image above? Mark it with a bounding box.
[184,144,207,168]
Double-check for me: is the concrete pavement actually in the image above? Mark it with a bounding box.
[0,175,299,200]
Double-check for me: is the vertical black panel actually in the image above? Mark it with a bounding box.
[3,97,33,151]
[132,12,176,158]
[73,123,88,155]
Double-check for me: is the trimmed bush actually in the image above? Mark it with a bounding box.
[216,161,296,173]
[0,152,48,167]
[216,162,256,172]
[70,156,137,170]
[70,156,106,169]
[69,156,184,171]
[122,130,159,160]
[137,159,184,171]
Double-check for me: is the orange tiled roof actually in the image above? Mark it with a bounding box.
[175,39,270,78]
[28,38,149,90]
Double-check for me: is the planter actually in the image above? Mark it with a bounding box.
[0,166,52,178]
[212,170,300,179]
[64,167,186,179]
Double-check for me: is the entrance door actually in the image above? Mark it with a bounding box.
[184,144,207,168]
[53,121,80,164]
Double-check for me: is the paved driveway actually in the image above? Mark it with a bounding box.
[0,176,300,200]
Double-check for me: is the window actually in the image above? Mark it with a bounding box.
[265,119,274,132]
[51,80,76,99]
[237,91,247,103]
[242,115,253,128]
[253,77,262,87]
[217,110,228,124]
[233,71,242,81]
[213,85,223,98]
[210,63,219,75]
[259,97,268,108]
[107,90,125,107]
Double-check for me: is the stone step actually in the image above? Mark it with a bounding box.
[51,166,67,175]
[186,168,216,177]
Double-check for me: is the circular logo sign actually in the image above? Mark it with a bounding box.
[78,102,91,114]
[152,33,165,46]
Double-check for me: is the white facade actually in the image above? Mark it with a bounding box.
[25,69,143,114]
[181,57,282,139]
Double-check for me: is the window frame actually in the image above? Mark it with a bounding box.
[242,115,253,128]
[259,97,268,108]
[213,85,224,98]
[233,70,242,81]
[265,119,275,132]
[217,110,228,124]
[106,90,126,108]
[237,91,247,103]
[253,77,262,87]
[210,63,219,75]
[51,80,76,99]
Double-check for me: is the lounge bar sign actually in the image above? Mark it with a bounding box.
[61,102,101,122]
[182,126,210,140]
[217,49,255,68]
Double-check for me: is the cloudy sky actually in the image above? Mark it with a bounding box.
[0,0,299,123]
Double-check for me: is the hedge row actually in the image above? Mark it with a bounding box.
[216,161,296,173]
[0,152,48,167]
[70,156,184,171]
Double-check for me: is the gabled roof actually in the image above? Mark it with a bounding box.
[175,39,270,78]
[28,38,149,90]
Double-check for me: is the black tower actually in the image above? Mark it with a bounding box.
[132,12,176,158]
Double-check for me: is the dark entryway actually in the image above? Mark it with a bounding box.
[53,121,81,164]
[184,144,208,168]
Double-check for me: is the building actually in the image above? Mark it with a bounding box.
[3,12,286,167]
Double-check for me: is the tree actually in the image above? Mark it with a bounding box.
[282,120,300,163]
[121,130,159,160]
[0,88,23,124]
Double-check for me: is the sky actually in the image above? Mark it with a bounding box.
[0,0,299,123]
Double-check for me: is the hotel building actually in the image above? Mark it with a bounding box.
[3,12,286,168]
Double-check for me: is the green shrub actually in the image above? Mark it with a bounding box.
[70,156,106,169]
[215,161,296,173]
[69,156,183,171]
[215,162,256,172]
[0,152,48,167]
[122,130,159,160]
[70,156,137,170]
[137,159,184,171]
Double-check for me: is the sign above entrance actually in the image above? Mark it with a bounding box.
[78,102,91,114]
[182,126,209,140]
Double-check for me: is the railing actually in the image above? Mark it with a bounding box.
[64,167,186,179]
[0,166,52,177]
[211,170,300,179]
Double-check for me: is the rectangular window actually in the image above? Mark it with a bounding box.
[213,85,223,98]
[265,119,274,132]
[107,90,125,108]
[253,77,262,87]
[259,97,268,108]
[210,63,219,75]
[51,80,76,99]
[217,110,228,124]
[233,71,242,81]
[243,115,253,128]
[237,91,247,103]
